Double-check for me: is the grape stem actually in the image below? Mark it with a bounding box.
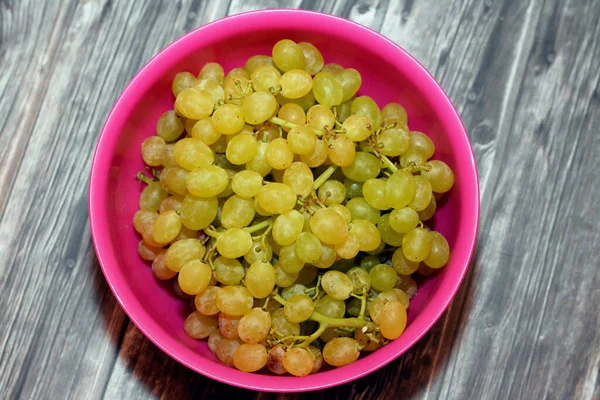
[135,171,155,185]
[244,217,275,234]
[381,155,398,172]
[313,165,338,190]
[204,226,221,238]
[268,116,326,137]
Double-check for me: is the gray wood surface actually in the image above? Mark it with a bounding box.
[1,0,599,399]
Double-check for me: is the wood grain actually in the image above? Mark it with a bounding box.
[0,0,598,399]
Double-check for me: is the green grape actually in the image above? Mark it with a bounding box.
[216,285,254,316]
[378,127,411,156]
[336,99,353,123]
[220,195,255,229]
[327,135,355,167]
[382,102,408,129]
[165,166,188,196]
[410,131,435,159]
[297,42,324,75]
[141,136,165,167]
[272,209,304,246]
[212,104,245,135]
[424,231,450,268]
[165,238,205,272]
[409,175,433,211]
[219,313,242,339]
[312,71,343,107]
[418,195,437,221]
[317,180,346,206]
[328,204,352,224]
[283,347,314,377]
[342,151,381,182]
[400,147,428,168]
[225,133,258,165]
[175,87,214,120]
[315,295,346,318]
[278,245,305,273]
[284,162,315,199]
[309,208,348,245]
[172,72,197,97]
[245,55,273,74]
[335,68,361,102]
[199,62,224,82]
[184,311,218,339]
[294,232,322,263]
[195,286,221,315]
[346,266,371,293]
[271,308,300,336]
[245,260,276,298]
[156,110,185,142]
[323,337,360,367]
[377,213,405,246]
[257,182,296,214]
[389,207,419,233]
[345,297,361,317]
[191,118,221,145]
[251,64,281,92]
[278,103,306,131]
[384,170,416,209]
[272,39,306,72]
[369,264,397,292]
[322,63,344,75]
[421,160,455,193]
[284,294,314,323]
[307,105,335,131]
[402,227,433,262]
[312,243,337,269]
[186,165,229,197]
[343,179,364,199]
[348,219,381,252]
[321,270,353,300]
[351,96,381,129]
[180,194,218,230]
[246,141,272,177]
[217,228,253,258]
[241,91,278,124]
[233,343,268,372]
[280,69,313,99]
[274,263,299,287]
[360,255,380,271]
[178,259,212,295]
[299,138,328,168]
[287,125,317,155]
[194,78,225,104]
[231,170,262,198]
[237,308,271,344]
[363,179,390,210]
[265,138,294,170]
[173,138,214,171]
[151,210,182,244]
[378,301,407,340]
[140,181,168,212]
[213,256,245,285]
[334,232,360,259]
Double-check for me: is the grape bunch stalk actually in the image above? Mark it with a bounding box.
[133,38,455,376]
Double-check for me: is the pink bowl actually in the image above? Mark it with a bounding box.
[89,9,479,392]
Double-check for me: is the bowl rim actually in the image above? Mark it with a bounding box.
[89,8,480,392]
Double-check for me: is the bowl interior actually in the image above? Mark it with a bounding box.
[90,10,478,392]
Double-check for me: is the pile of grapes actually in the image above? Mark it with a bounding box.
[133,39,454,376]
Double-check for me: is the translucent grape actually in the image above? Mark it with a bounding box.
[215,337,243,366]
[344,179,364,199]
[180,194,218,230]
[391,247,420,276]
[195,286,221,315]
[233,343,268,372]
[213,256,245,285]
[194,78,225,104]
[408,175,433,212]
[217,228,253,259]
[140,181,168,212]
[152,210,182,244]
[342,151,381,182]
[267,344,287,375]
[245,261,276,299]
[327,135,355,167]
[307,105,335,131]
[186,165,229,197]
[328,204,352,224]
[384,170,416,209]
[309,208,348,245]
[287,125,317,155]
[312,243,337,269]
[216,285,254,316]
[212,104,245,135]
[410,131,435,159]
[312,71,343,107]
[184,311,218,339]
[191,118,222,145]
[274,263,299,287]
[272,209,304,246]
[265,137,295,170]
[219,313,242,339]
[151,252,178,280]
[421,160,455,193]
[335,68,361,102]
[378,127,411,156]
[165,166,188,196]
[141,136,165,167]
[424,231,450,268]
[220,195,255,229]
[241,91,278,124]
[245,55,273,74]
[382,102,408,129]
[284,294,314,323]
[335,232,360,259]
[178,259,212,295]
[402,227,433,262]
[321,270,353,300]
[271,308,300,336]
[418,195,437,221]
[348,219,381,252]
[396,274,418,298]
[315,295,346,318]
[278,245,305,273]
[272,39,306,72]
[173,138,214,171]
[165,238,205,272]
[351,96,381,129]
[175,87,214,120]
[280,69,313,99]
[156,110,185,142]
[346,266,371,294]
[363,179,390,210]
[231,170,263,198]
[378,301,407,340]
[317,180,346,206]
[283,347,314,377]
[294,232,322,263]
[323,337,360,367]
[322,63,344,75]
[251,64,281,93]
[278,103,306,130]
[226,133,258,165]
[369,264,397,292]
[297,42,324,75]
[137,240,162,261]
[257,183,296,214]
[377,213,405,246]
[389,207,419,233]
[299,138,328,168]
[400,147,428,168]
[199,62,224,82]
[172,72,196,97]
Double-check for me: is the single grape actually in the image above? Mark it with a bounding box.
[335,232,360,259]
[216,285,254,316]
[195,286,221,315]
[378,127,411,156]
[327,135,355,167]
[267,344,288,375]
[369,264,397,292]
[212,103,246,135]
[321,270,353,300]
[231,170,262,199]
[315,295,346,318]
[175,87,214,120]
[342,151,381,182]
[272,39,306,72]
[360,255,380,271]
[216,228,253,259]
[297,42,324,75]
[257,182,296,214]
[283,347,314,377]
[343,179,364,199]
[377,213,405,246]
[410,131,435,159]
[418,195,437,221]
[246,141,272,177]
[233,343,268,372]
[346,266,371,293]
[241,91,278,124]
[141,136,165,167]
[323,337,360,367]
[165,166,189,197]
[322,63,344,75]
[335,68,362,102]
[345,197,380,224]
[179,194,218,230]
[274,263,299,287]
[172,72,196,97]
[237,308,271,343]
[151,210,182,244]
[378,301,407,340]
[312,71,343,107]
[307,104,335,131]
[336,99,353,122]
[409,175,433,212]
[309,208,348,245]
[284,294,315,323]
[294,232,322,263]
[219,313,242,339]
[186,165,229,197]
[271,308,300,336]
[389,207,419,233]
[191,118,221,145]
[348,219,382,252]
[137,240,163,261]
[156,110,185,142]
[316,180,346,206]
[265,138,294,170]
[280,69,313,99]
[165,238,206,272]
[162,143,177,167]
[391,247,420,275]
[328,204,352,224]
[363,179,390,210]
[198,62,224,83]
[351,96,381,129]
[184,311,218,339]
[178,259,212,295]
[283,161,314,198]
[245,55,273,74]
[424,231,450,268]
[402,227,433,262]
[278,103,306,131]
[382,102,408,129]
[215,337,243,366]
[220,195,255,229]
[244,238,273,265]
[400,147,428,168]
[278,244,305,273]
[208,329,224,353]
[194,78,225,104]
[251,64,281,93]
[421,160,455,193]
[213,256,245,285]
[140,181,168,212]
[287,125,317,155]
[225,133,258,165]
[151,252,178,280]
[384,170,416,209]
[312,243,337,269]
[245,260,276,298]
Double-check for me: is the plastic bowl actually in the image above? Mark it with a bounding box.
[89,9,479,393]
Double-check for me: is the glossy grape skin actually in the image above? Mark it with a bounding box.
[309,208,348,245]
[323,337,360,367]
[346,197,380,224]
[378,301,407,340]
[233,343,268,372]
[369,263,398,292]
[184,311,218,339]
[245,261,276,299]
[178,259,212,295]
[172,72,197,97]
[283,161,314,198]
[272,39,306,72]
[391,247,420,275]
[424,231,450,268]
[421,160,455,193]
[283,347,314,377]
[402,227,433,262]
[237,308,271,343]
[297,42,324,75]
[217,228,253,259]
[377,213,405,247]
[312,71,343,107]
[349,219,382,252]
[216,285,254,316]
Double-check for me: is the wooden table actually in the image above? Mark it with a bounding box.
[1,0,599,399]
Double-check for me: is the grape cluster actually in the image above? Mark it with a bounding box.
[133,39,454,376]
